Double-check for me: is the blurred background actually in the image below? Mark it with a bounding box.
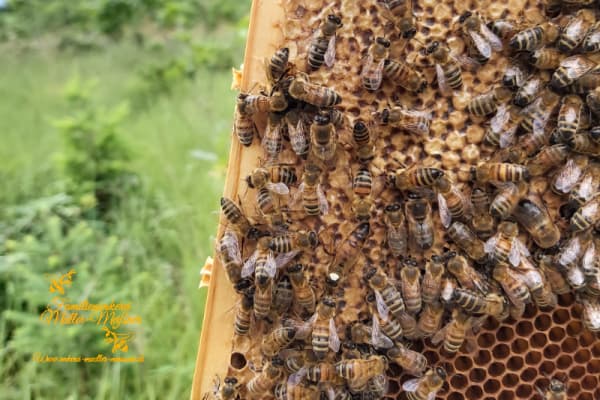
[0,0,251,398]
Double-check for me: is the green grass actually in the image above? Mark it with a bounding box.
[0,39,239,399]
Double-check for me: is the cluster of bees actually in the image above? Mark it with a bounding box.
[206,0,600,399]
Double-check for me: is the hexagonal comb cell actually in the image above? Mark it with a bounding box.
[197,0,600,398]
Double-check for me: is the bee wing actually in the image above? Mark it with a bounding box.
[362,54,385,90]
[469,30,492,59]
[324,35,336,68]
[582,241,596,274]
[455,54,479,72]
[566,18,584,40]
[431,323,449,345]
[374,289,390,321]
[265,252,277,278]
[324,387,335,400]
[517,239,530,258]
[490,103,510,133]
[292,182,305,207]
[499,127,516,149]
[290,119,308,154]
[480,22,503,51]
[371,314,394,349]
[555,159,582,193]
[560,56,595,80]
[241,250,258,278]
[402,378,420,393]
[578,175,595,200]
[328,317,340,352]
[435,63,452,97]
[267,182,290,195]
[437,193,452,228]
[317,184,329,215]
[288,366,307,386]
[275,250,301,270]
[222,230,242,264]
[427,392,438,400]
[484,236,498,254]
[508,238,522,267]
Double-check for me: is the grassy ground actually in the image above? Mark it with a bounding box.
[0,39,238,399]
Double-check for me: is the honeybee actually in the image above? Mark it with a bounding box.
[297,163,328,216]
[216,229,243,287]
[366,267,405,321]
[446,253,489,293]
[502,63,526,91]
[490,181,526,219]
[204,375,241,400]
[566,164,600,212]
[350,320,393,349]
[527,144,570,177]
[582,298,600,332]
[261,325,298,357]
[233,102,256,146]
[425,41,466,95]
[274,276,293,314]
[402,366,447,400]
[266,47,289,84]
[447,222,487,263]
[246,166,298,189]
[384,203,408,257]
[552,156,587,195]
[485,221,530,267]
[517,257,557,308]
[555,233,589,272]
[471,162,530,183]
[551,55,598,89]
[405,192,435,250]
[568,133,600,156]
[468,86,513,117]
[484,104,521,148]
[453,288,508,319]
[422,255,445,305]
[263,113,284,162]
[310,112,337,162]
[273,382,318,400]
[570,194,600,232]
[509,22,560,51]
[459,11,503,64]
[327,222,370,281]
[285,110,309,159]
[470,186,496,239]
[400,260,422,315]
[582,21,600,53]
[352,120,376,163]
[307,14,342,70]
[569,69,600,94]
[536,378,567,400]
[558,9,596,53]
[435,177,469,228]
[380,106,432,135]
[386,344,427,377]
[335,355,387,392]
[380,0,417,39]
[383,58,427,93]
[432,309,485,354]
[352,195,373,221]
[365,374,388,398]
[220,197,264,240]
[493,263,531,318]
[246,356,284,396]
[234,289,254,337]
[488,19,521,42]
[388,166,444,191]
[538,254,571,295]
[289,73,342,107]
[417,301,444,338]
[519,90,560,133]
[556,95,587,144]
[514,76,544,107]
[362,37,390,91]
[269,230,318,253]
[287,263,316,316]
[256,185,286,227]
[310,297,340,359]
[512,196,560,250]
[305,362,342,384]
[529,48,564,70]
[581,238,599,278]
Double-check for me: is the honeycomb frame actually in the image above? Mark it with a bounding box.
[192,0,600,399]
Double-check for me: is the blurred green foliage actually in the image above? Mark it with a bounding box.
[0,0,251,398]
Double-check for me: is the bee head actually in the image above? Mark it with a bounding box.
[364,267,377,281]
[237,93,248,101]
[280,47,289,57]
[353,120,366,132]
[326,272,340,287]
[365,292,375,303]
[314,113,330,125]
[549,379,565,393]
[459,11,473,24]
[402,27,417,39]
[327,14,343,27]
[376,37,391,48]
[245,175,255,188]
[288,263,303,273]
[384,203,401,213]
[380,108,390,124]
[271,356,284,367]
[435,366,448,379]
[224,377,238,385]
[426,41,440,55]
[322,297,336,308]
[234,278,252,293]
[308,231,318,248]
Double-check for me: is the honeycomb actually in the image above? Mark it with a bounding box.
[194,0,600,398]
